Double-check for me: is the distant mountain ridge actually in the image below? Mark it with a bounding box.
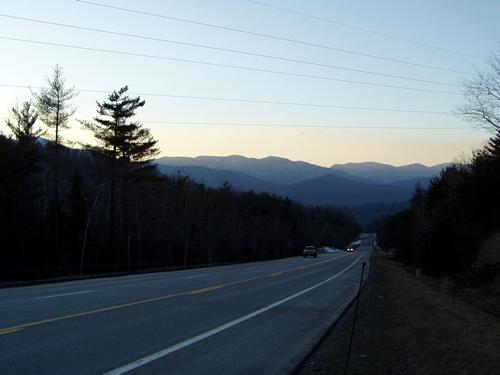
[156,155,451,222]
[157,165,283,193]
[284,174,411,206]
[156,155,332,185]
[330,161,450,184]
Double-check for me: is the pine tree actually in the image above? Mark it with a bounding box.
[33,65,76,263]
[81,86,158,163]
[3,102,45,273]
[33,65,76,196]
[82,86,159,270]
[4,101,44,189]
[5,101,44,181]
[6,101,44,146]
[485,129,500,159]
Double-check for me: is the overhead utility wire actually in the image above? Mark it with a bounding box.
[0,84,449,115]
[0,14,459,88]
[247,0,475,58]
[75,0,472,75]
[138,120,470,130]
[0,116,469,130]
[0,35,459,95]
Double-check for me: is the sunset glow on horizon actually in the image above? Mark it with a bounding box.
[1,0,498,166]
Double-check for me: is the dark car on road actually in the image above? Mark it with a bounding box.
[303,246,318,258]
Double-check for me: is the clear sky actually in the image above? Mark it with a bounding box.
[0,0,498,167]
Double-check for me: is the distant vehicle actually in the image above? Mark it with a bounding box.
[346,245,355,252]
[303,246,318,258]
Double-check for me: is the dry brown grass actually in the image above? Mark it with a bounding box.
[390,257,500,375]
[299,253,500,375]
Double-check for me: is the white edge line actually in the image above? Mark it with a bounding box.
[34,290,95,300]
[104,254,365,375]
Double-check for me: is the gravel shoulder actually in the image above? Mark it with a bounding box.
[297,252,500,375]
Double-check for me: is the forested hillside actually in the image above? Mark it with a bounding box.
[0,67,360,282]
[372,51,500,286]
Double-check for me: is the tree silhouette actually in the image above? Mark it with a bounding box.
[5,101,44,146]
[456,50,499,132]
[0,73,361,281]
[33,66,77,262]
[33,65,76,198]
[82,86,159,270]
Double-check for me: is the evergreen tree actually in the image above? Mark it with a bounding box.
[2,103,45,277]
[82,86,159,269]
[33,65,76,264]
[33,65,76,199]
[485,129,500,159]
[5,101,44,181]
[82,86,158,163]
[5,101,44,146]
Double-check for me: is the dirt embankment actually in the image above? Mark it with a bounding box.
[298,253,500,375]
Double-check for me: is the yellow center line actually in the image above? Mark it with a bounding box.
[0,327,24,336]
[0,257,342,335]
[0,291,188,335]
[187,285,224,295]
[222,276,267,288]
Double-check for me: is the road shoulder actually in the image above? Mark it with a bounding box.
[298,252,500,375]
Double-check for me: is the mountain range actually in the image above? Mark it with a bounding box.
[331,161,450,184]
[156,155,451,223]
[157,155,331,185]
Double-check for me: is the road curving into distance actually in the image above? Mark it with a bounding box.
[0,233,374,374]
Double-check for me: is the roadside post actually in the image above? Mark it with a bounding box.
[343,261,366,375]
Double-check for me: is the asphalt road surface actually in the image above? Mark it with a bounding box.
[0,234,373,374]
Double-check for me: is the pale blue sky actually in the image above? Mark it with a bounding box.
[0,0,498,166]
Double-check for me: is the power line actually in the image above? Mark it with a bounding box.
[247,0,475,58]
[138,120,470,130]
[0,84,450,114]
[0,116,470,130]
[75,0,472,76]
[0,13,460,88]
[0,35,460,95]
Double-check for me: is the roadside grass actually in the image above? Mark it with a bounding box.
[298,252,500,375]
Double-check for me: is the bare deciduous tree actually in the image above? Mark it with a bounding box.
[456,50,500,131]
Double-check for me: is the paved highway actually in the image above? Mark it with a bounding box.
[0,234,373,374]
